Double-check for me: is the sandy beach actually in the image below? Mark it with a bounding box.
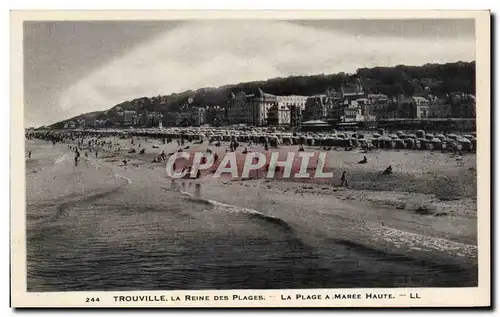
[105,135,477,214]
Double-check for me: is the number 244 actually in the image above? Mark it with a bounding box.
[86,298,100,303]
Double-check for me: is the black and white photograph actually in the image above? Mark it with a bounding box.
[11,10,490,308]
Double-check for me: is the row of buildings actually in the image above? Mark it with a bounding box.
[64,82,476,130]
[222,82,476,127]
[63,109,165,129]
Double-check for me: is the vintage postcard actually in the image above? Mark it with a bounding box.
[11,10,490,308]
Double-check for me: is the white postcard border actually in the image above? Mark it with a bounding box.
[10,9,491,308]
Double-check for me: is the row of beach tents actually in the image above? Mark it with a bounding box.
[26,128,477,152]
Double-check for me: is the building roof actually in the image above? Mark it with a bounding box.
[302,120,328,125]
[276,95,308,102]
[367,93,388,99]
[412,96,429,103]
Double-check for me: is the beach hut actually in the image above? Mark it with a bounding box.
[372,133,381,139]
[392,138,406,149]
[440,139,450,151]
[406,133,417,139]
[322,137,334,146]
[378,136,392,149]
[416,138,428,150]
[349,138,359,147]
[416,130,425,138]
[367,137,377,148]
[334,136,349,147]
[404,138,416,149]
[425,133,435,140]
[358,139,368,148]
[446,133,458,141]
[428,137,443,150]
[458,137,472,151]
[268,135,279,147]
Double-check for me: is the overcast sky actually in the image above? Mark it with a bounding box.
[24,19,475,127]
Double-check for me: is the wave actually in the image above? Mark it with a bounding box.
[180,191,477,271]
[181,192,294,234]
[49,186,125,223]
[334,239,477,274]
[27,184,128,243]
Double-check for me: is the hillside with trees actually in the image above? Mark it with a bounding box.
[50,61,475,129]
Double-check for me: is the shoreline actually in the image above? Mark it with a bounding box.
[180,177,477,262]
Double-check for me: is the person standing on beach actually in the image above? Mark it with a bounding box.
[28,150,32,159]
[340,171,348,187]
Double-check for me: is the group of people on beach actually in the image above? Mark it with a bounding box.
[70,142,101,166]
[27,131,400,188]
